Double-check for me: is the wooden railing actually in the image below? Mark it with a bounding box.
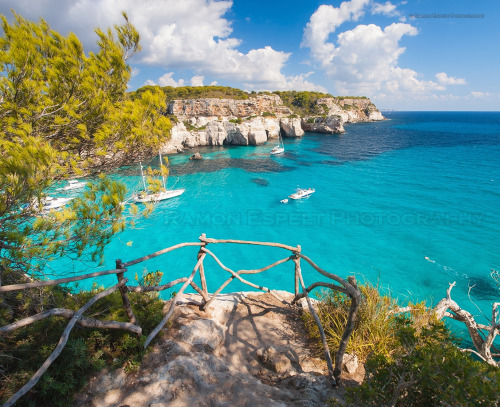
[0,233,361,406]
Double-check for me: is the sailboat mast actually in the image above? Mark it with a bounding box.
[140,162,147,191]
[159,151,166,189]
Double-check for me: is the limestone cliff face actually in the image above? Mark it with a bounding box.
[161,94,383,153]
[168,94,292,118]
[317,97,384,123]
[301,116,345,134]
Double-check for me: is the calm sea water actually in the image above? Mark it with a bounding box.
[49,111,500,330]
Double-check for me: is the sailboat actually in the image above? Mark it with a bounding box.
[133,153,185,203]
[270,134,284,155]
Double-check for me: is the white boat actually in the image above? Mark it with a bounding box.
[132,153,185,203]
[288,188,315,200]
[42,196,72,211]
[270,134,284,155]
[280,199,289,204]
[56,179,85,191]
[133,188,185,203]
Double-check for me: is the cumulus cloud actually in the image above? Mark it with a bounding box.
[435,72,466,85]
[0,0,325,92]
[371,1,399,17]
[302,2,451,97]
[160,73,186,87]
[302,0,370,67]
[190,76,204,87]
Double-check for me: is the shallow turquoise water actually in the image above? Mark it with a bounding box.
[49,112,500,332]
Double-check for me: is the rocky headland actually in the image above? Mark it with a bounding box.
[161,94,384,153]
[74,291,363,406]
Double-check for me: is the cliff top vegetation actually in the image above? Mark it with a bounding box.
[132,85,252,102]
[131,86,372,116]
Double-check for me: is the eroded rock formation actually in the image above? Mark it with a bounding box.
[161,94,384,153]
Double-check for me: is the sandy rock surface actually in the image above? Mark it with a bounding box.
[74,291,363,407]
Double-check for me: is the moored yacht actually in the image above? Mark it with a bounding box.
[288,188,315,200]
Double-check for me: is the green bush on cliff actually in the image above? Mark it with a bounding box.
[133,85,252,102]
[273,90,333,116]
[345,318,500,406]
[307,283,500,406]
[0,279,164,406]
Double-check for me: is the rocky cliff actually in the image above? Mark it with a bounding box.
[161,94,383,153]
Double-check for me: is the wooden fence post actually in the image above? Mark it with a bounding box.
[115,259,139,329]
[294,245,301,296]
[198,233,208,299]
[334,276,360,385]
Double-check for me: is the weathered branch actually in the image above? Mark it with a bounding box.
[116,259,138,328]
[434,282,499,367]
[200,236,298,252]
[0,308,141,336]
[127,278,209,303]
[3,280,126,407]
[297,268,336,386]
[123,242,203,267]
[297,253,358,297]
[334,276,360,384]
[143,254,205,349]
[292,281,349,304]
[0,268,125,292]
[201,247,288,309]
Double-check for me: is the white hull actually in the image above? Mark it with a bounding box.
[133,188,185,203]
[56,180,85,191]
[42,196,72,211]
[288,188,315,200]
[270,146,284,155]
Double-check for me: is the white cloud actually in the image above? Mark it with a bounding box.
[190,76,204,87]
[209,81,218,86]
[371,1,399,17]
[435,72,466,85]
[302,3,448,97]
[470,91,490,98]
[302,0,371,67]
[158,72,185,87]
[144,79,157,86]
[0,0,326,91]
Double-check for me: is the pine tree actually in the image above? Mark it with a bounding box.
[0,12,171,283]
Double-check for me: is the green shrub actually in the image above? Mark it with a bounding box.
[262,111,276,117]
[229,118,243,124]
[0,277,164,406]
[346,317,500,406]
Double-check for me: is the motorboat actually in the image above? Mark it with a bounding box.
[56,179,85,191]
[280,198,289,204]
[288,188,315,200]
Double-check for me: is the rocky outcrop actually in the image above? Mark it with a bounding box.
[301,115,345,134]
[161,116,279,153]
[317,97,384,123]
[73,292,362,407]
[161,94,384,153]
[279,117,304,137]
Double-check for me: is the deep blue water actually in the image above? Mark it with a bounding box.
[49,111,500,334]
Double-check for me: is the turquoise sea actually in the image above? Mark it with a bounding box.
[49,111,500,332]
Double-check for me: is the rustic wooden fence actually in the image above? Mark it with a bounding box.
[0,233,361,406]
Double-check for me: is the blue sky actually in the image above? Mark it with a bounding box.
[1,0,498,110]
